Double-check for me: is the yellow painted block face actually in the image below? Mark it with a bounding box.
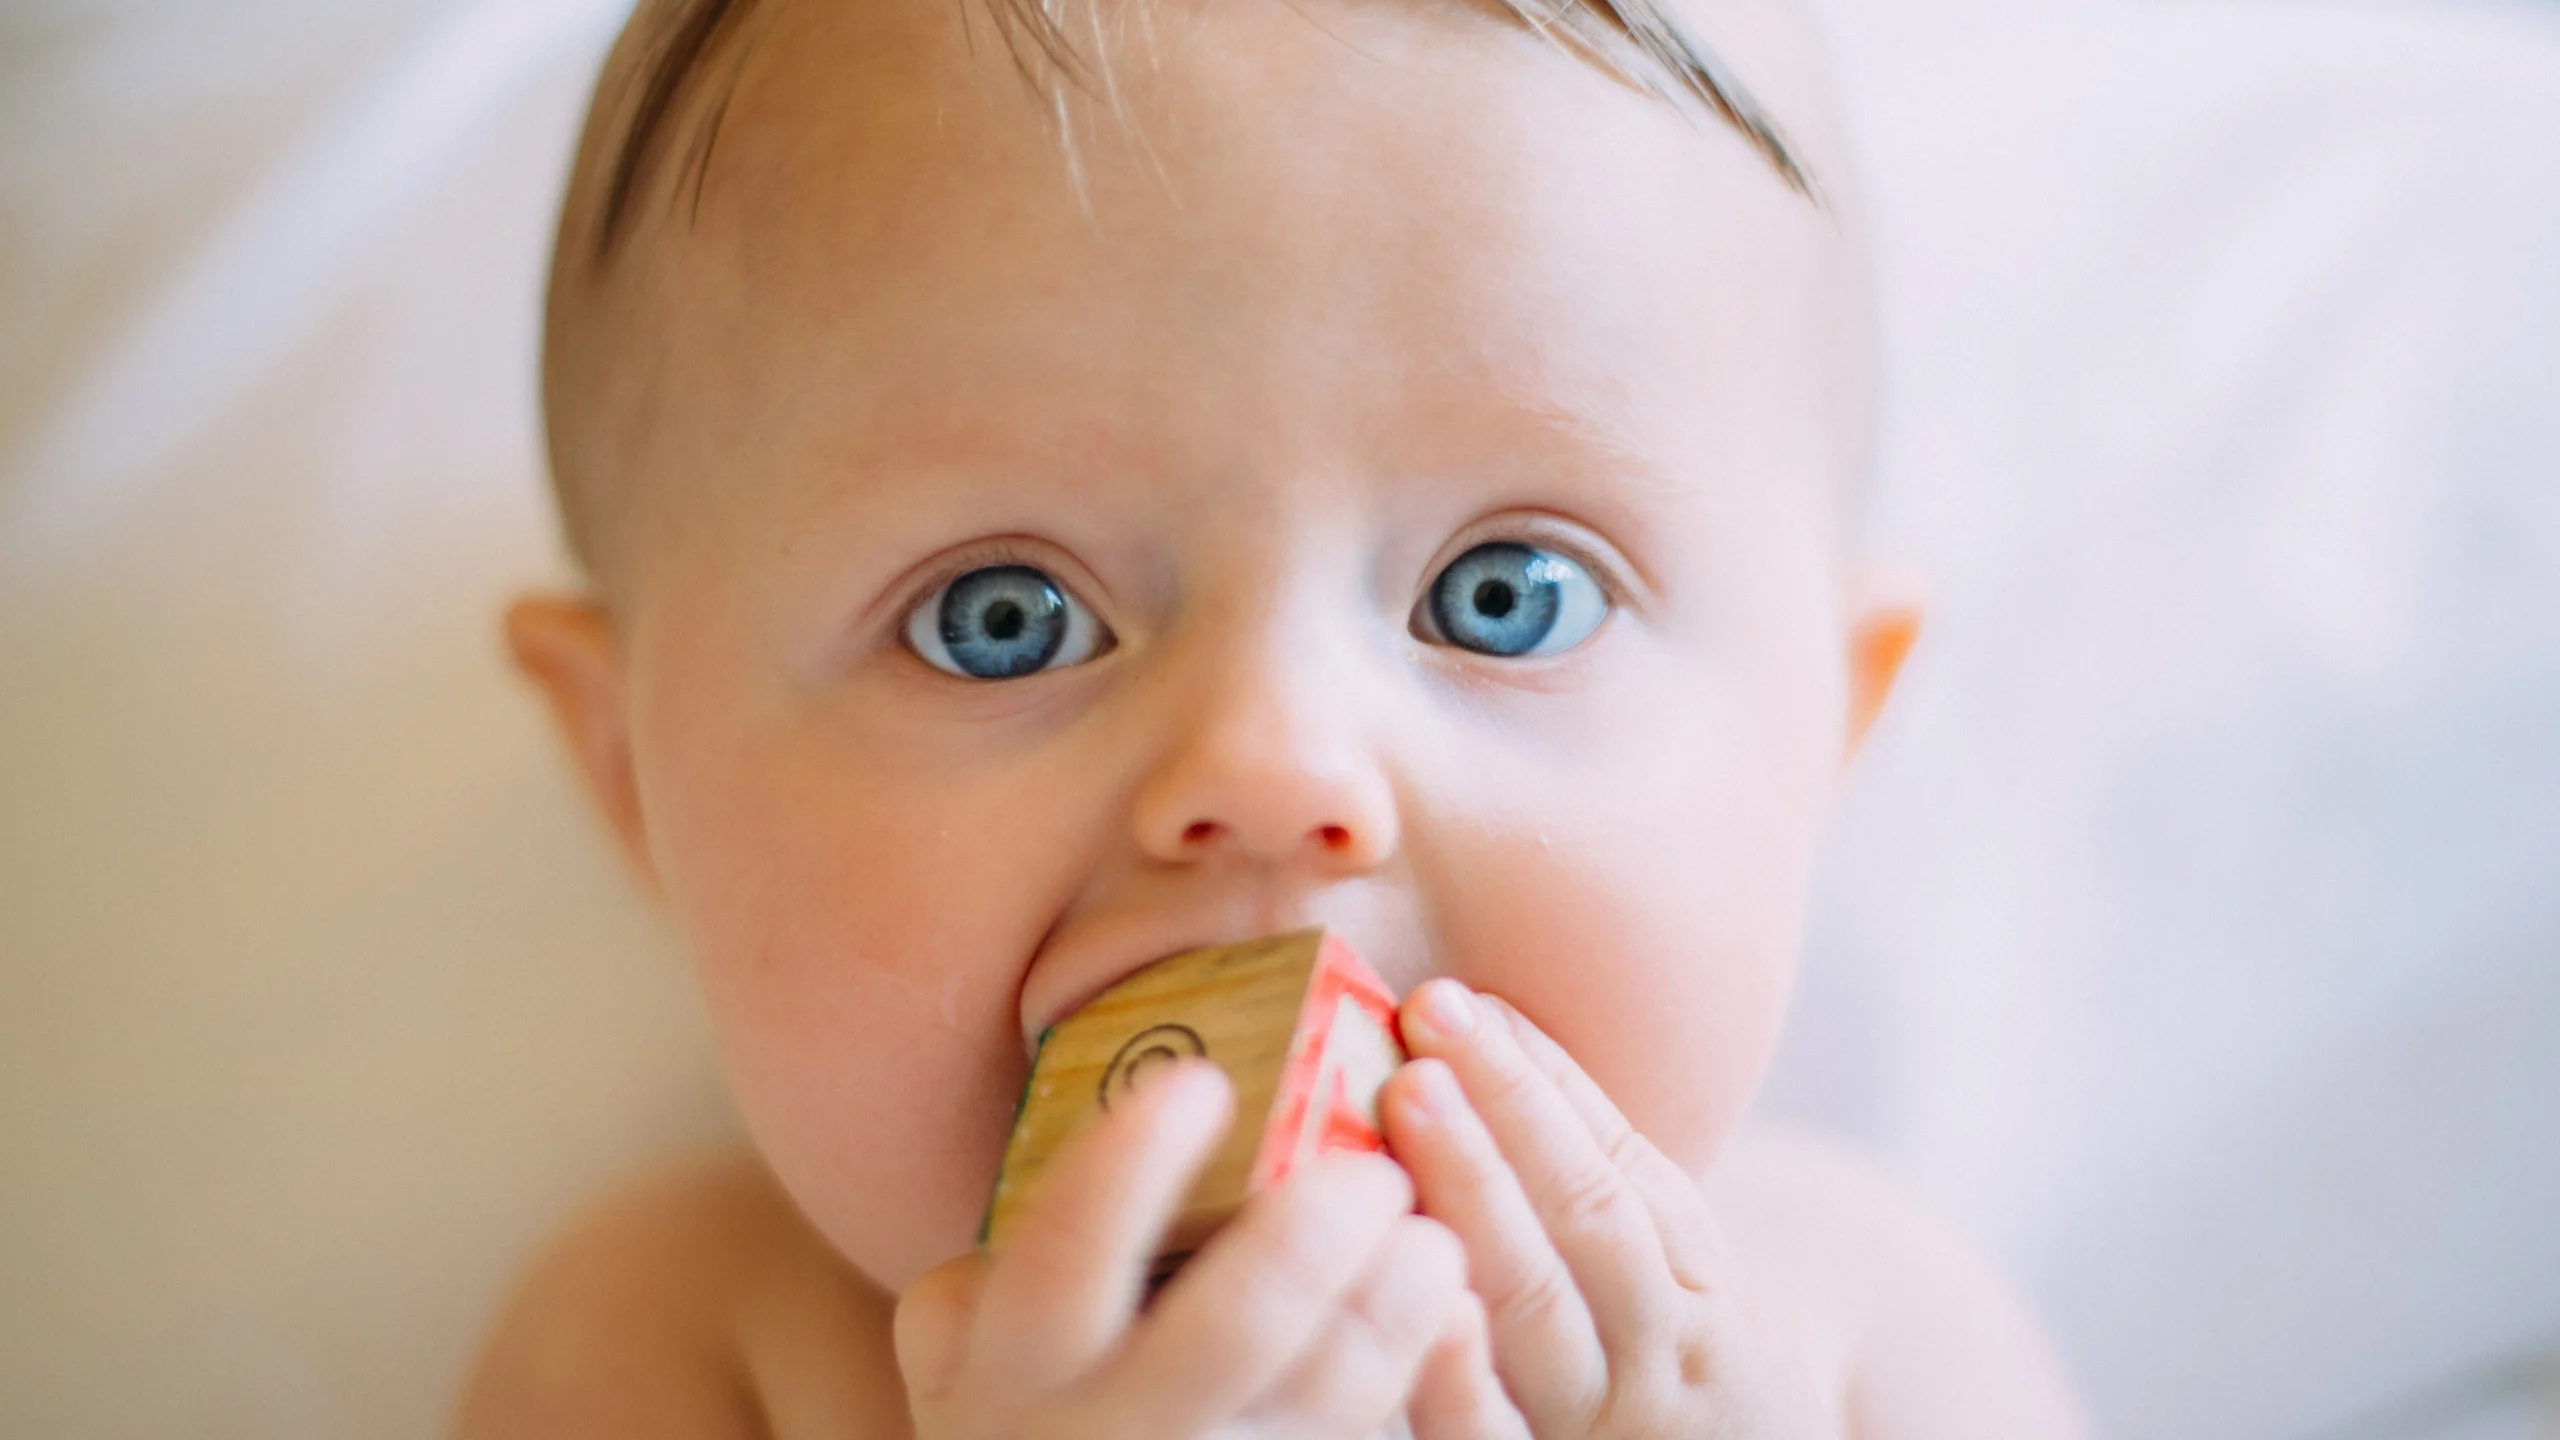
[981,930,1403,1262]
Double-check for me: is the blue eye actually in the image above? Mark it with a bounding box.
[905,565,1110,680]
[1422,543,1609,658]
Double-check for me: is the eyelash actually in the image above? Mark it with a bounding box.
[897,540,1056,618]
[1420,524,1623,601]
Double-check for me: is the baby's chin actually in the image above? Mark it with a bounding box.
[717,1050,1030,1295]
[780,1157,997,1295]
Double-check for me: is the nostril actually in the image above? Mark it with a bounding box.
[1318,825,1352,852]
[1183,821,1221,846]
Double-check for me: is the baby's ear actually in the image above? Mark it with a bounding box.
[505,595,658,892]
[1841,566,1925,764]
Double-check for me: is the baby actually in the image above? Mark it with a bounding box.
[462,0,2092,1431]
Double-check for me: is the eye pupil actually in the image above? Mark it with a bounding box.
[1424,542,1604,659]
[938,566,1068,678]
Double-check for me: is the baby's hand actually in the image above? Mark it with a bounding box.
[1386,982,1831,1440]
[895,1061,1483,1439]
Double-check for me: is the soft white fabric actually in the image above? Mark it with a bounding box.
[2,2,2554,1437]
[2,5,735,1437]
[1769,6,2560,1436]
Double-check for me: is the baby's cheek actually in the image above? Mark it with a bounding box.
[649,757,1045,1289]
[1438,854,1794,1167]
[1421,757,1825,1170]
[704,949,1026,1289]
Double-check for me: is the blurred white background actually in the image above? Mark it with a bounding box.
[3,1,2555,1436]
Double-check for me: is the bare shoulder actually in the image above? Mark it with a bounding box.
[455,1150,908,1440]
[1706,1125,2096,1440]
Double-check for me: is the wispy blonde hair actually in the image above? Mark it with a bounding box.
[587,0,1810,263]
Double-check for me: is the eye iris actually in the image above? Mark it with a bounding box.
[940,566,1067,678]
[1432,544,1564,657]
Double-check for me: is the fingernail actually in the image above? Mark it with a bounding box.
[1136,1058,1218,1116]
[1411,979,1477,1041]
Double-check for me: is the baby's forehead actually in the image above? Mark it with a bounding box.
[543,0,1861,580]
[578,0,1813,269]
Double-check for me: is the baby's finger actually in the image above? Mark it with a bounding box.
[1401,981,1673,1352]
[1383,1057,1605,1429]
[970,1059,1233,1392]
[1407,1291,1535,1440]
[891,1252,987,1405]
[1242,1215,1469,1436]
[1485,995,1731,1293]
[1099,1152,1417,1430]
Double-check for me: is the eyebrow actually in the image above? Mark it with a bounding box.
[591,0,1809,262]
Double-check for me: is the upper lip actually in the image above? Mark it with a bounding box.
[1020,930,1266,1054]
[1015,897,1357,1053]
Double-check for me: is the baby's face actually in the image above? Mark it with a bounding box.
[541,0,1889,1290]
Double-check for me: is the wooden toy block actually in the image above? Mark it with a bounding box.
[981,929,1406,1265]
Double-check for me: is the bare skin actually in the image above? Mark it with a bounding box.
[457,1123,2083,1437]
[461,0,2094,1431]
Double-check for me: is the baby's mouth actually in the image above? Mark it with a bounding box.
[1017,887,1433,1055]
[1025,934,1251,1053]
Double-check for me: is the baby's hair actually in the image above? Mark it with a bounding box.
[597,0,753,262]
[590,0,1812,264]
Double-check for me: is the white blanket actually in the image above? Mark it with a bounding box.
[1768,3,2560,1436]
[3,1,2554,1436]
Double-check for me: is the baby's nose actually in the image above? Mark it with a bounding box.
[1130,666,1399,873]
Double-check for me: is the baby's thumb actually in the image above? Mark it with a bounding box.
[892,1253,988,1401]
